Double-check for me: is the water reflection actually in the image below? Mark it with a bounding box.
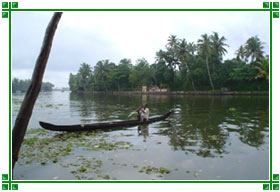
[138,125,149,142]
[70,92,145,122]
[69,93,269,158]
[152,95,269,157]
[12,91,269,180]
[69,93,95,120]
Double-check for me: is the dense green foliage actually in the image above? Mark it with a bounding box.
[69,33,269,92]
[12,78,54,93]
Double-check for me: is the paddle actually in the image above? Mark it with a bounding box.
[128,106,142,118]
[128,111,138,117]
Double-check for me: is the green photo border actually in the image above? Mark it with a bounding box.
[1,1,279,191]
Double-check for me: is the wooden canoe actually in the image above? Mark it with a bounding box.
[39,110,172,132]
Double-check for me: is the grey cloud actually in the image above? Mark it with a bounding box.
[12,12,123,73]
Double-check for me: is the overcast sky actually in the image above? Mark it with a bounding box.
[12,11,269,88]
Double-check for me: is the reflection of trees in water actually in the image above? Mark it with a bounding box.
[156,96,269,158]
[69,92,143,121]
[225,107,269,148]
[69,92,95,119]
[69,93,269,156]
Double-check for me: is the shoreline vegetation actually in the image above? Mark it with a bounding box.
[12,78,55,93]
[68,33,269,94]
[73,90,268,96]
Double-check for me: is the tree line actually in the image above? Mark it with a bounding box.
[69,32,269,92]
[12,78,55,93]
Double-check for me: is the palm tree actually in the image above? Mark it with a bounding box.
[166,35,180,68]
[177,39,189,61]
[210,32,228,74]
[155,49,166,63]
[177,38,196,90]
[210,32,228,61]
[244,36,264,64]
[187,42,197,56]
[235,45,246,61]
[198,34,215,91]
[78,63,92,91]
[94,60,110,91]
[166,35,179,51]
[255,56,269,80]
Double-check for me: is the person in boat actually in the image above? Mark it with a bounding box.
[140,104,149,121]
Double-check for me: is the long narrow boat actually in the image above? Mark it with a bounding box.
[39,110,172,132]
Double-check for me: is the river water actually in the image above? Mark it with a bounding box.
[12,91,269,180]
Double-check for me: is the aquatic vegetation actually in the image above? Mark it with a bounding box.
[229,107,236,112]
[13,92,269,180]
[138,166,171,175]
[64,156,105,180]
[193,172,199,177]
[17,128,135,180]
[18,129,133,165]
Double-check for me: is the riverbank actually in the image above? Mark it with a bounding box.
[80,91,269,96]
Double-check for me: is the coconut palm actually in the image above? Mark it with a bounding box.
[166,35,179,51]
[155,49,166,62]
[198,34,215,91]
[177,39,196,90]
[78,63,92,91]
[94,60,110,91]
[235,45,246,61]
[244,36,264,63]
[255,56,269,80]
[177,39,189,61]
[187,42,197,56]
[210,32,228,61]
[210,32,228,74]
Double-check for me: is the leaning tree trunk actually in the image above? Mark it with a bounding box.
[206,54,214,91]
[12,12,62,170]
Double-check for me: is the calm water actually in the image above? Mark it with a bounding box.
[12,91,269,180]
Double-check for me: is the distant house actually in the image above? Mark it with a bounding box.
[149,85,168,93]
[149,85,160,92]
[142,85,147,93]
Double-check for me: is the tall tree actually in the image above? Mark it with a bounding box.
[210,32,228,61]
[244,36,264,64]
[78,63,92,91]
[177,38,196,90]
[198,34,215,90]
[187,42,197,56]
[93,60,116,91]
[235,45,246,62]
[210,32,228,74]
[69,73,79,92]
[255,56,269,80]
[166,35,179,51]
[129,58,153,88]
[116,59,132,90]
[166,35,180,69]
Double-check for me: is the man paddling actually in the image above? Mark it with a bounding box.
[140,104,149,121]
[136,104,149,121]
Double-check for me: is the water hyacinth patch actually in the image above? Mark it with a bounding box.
[18,128,133,166]
[138,166,171,175]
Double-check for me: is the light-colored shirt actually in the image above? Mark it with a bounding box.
[141,108,149,120]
